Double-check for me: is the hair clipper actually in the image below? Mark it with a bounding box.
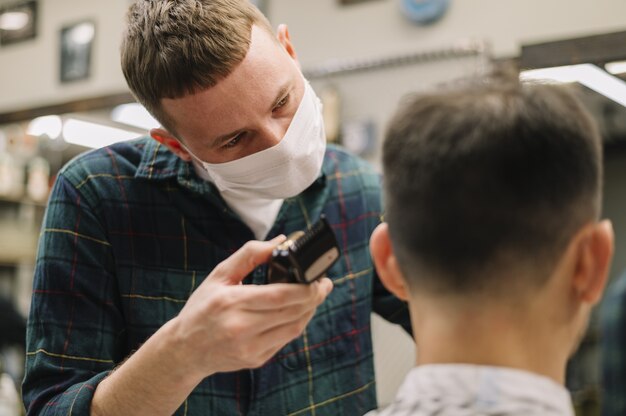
[268,215,340,284]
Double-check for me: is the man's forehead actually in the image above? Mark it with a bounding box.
[165,25,291,99]
[160,27,298,140]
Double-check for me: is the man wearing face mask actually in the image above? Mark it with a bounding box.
[22,1,411,415]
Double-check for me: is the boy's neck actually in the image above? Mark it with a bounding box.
[411,299,571,385]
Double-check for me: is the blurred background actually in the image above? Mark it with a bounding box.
[1,0,626,415]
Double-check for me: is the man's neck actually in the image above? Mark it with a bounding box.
[411,300,570,385]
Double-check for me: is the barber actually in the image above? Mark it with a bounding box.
[22,1,410,415]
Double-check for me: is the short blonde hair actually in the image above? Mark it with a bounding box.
[121,0,273,133]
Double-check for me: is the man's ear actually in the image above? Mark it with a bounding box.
[571,220,614,305]
[150,128,193,162]
[370,223,410,301]
[276,24,300,67]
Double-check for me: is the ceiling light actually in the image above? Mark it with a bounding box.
[520,63,626,108]
[63,119,140,149]
[0,130,6,153]
[111,103,159,131]
[0,11,29,31]
[27,116,63,139]
[605,60,626,75]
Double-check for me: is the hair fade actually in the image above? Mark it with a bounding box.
[383,77,602,295]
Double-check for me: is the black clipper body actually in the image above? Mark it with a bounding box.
[268,215,340,284]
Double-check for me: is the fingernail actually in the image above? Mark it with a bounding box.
[325,279,333,295]
[273,234,287,243]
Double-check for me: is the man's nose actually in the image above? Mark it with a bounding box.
[256,122,287,150]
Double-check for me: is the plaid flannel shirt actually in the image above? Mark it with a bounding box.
[23,138,411,416]
[601,272,626,416]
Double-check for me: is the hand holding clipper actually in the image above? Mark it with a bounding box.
[268,215,340,284]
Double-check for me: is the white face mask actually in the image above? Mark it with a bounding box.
[192,80,327,200]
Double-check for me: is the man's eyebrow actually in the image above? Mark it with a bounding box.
[209,83,293,149]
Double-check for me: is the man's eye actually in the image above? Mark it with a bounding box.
[273,94,290,111]
[223,133,245,149]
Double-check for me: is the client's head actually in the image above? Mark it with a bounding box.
[370,76,613,366]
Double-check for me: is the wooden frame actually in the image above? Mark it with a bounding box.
[59,20,96,83]
[0,0,38,46]
[0,93,134,125]
[521,30,626,69]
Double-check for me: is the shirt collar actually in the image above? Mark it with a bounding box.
[395,364,574,415]
[135,136,183,180]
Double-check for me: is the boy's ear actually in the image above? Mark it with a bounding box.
[370,223,410,301]
[571,220,614,305]
[150,128,193,162]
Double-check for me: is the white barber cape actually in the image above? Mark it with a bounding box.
[367,364,575,416]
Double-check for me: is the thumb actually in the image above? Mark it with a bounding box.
[211,235,287,285]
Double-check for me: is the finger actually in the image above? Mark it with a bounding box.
[239,278,333,311]
[211,235,286,285]
[253,325,311,368]
[257,307,317,351]
[235,302,318,337]
[316,277,334,302]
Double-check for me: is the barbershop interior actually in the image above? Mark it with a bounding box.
[1,0,626,415]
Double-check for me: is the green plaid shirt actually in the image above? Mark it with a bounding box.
[23,138,410,416]
[601,273,626,416]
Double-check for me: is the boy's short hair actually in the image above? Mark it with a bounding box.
[383,78,602,295]
[121,0,273,133]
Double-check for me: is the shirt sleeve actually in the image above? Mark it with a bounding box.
[601,273,626,416]
[22,173,125,415]
[371,267,412,335]
[367,171,412,334]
